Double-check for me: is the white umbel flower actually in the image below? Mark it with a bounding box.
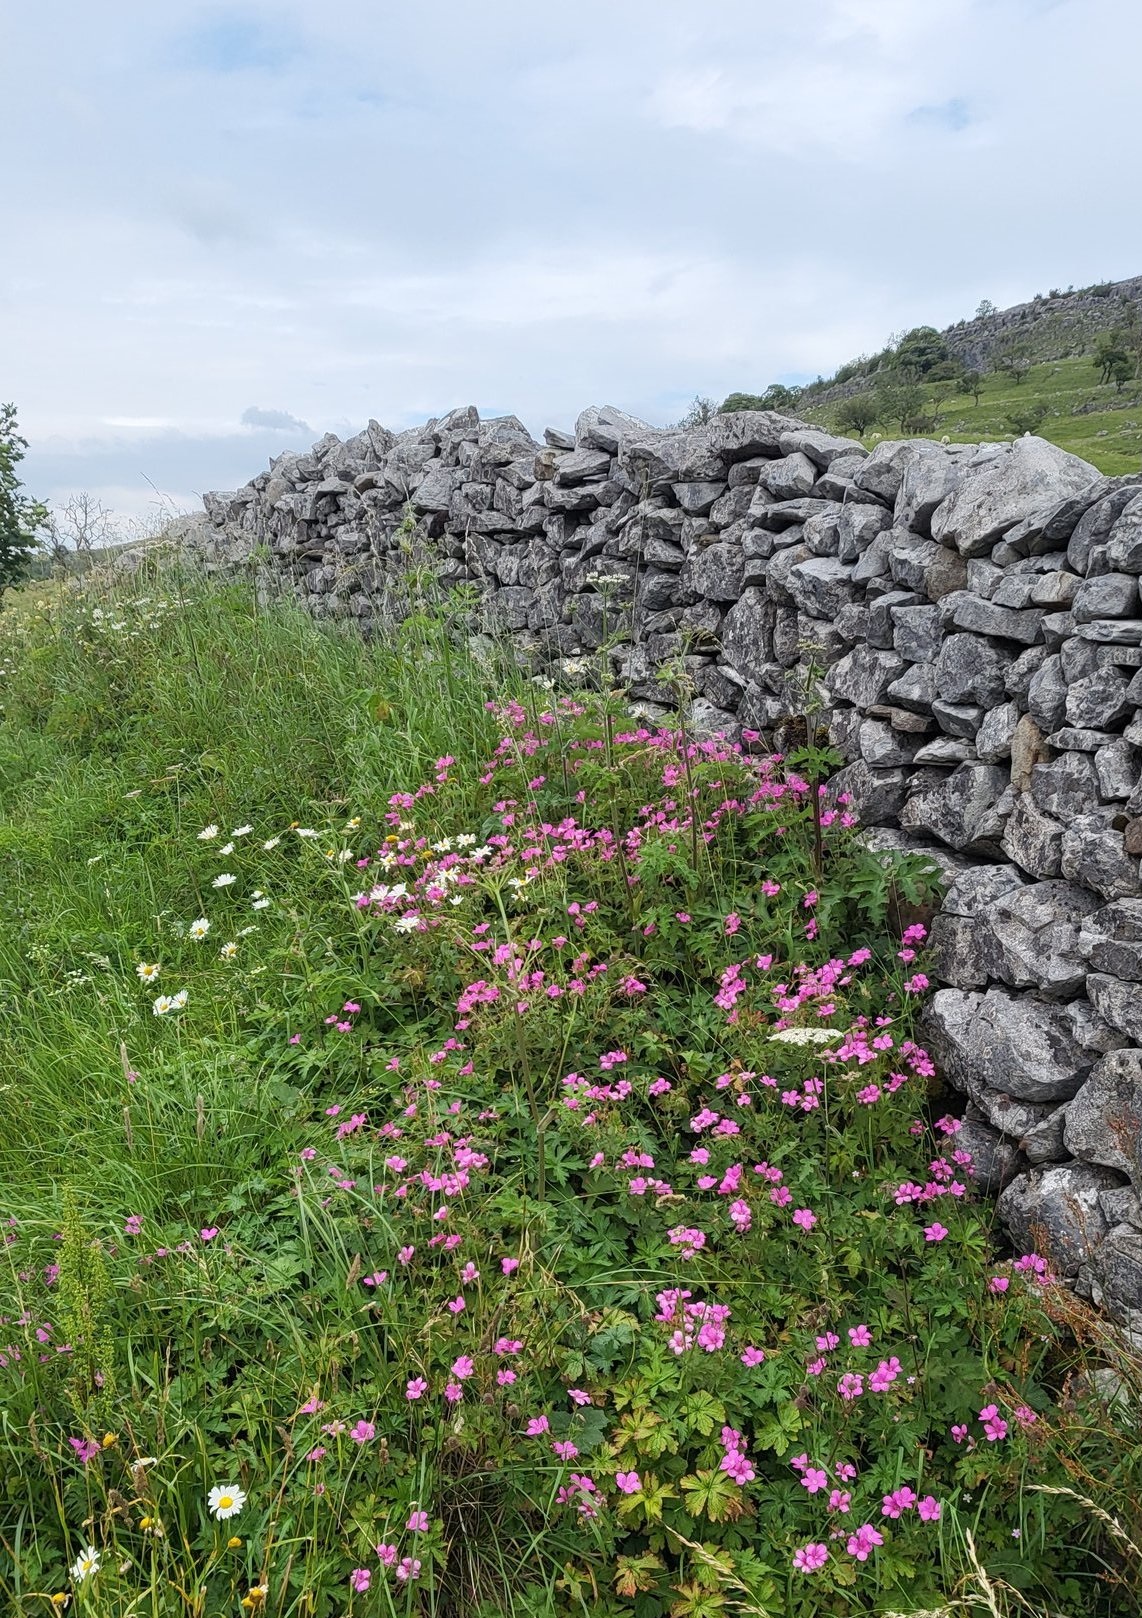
[208,1484,247,1520]
[768,1027,843,1045]
[70,1544,101,1582]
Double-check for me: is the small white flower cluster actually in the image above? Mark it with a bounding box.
[768,1026,843,1046]
[153,990,188,1016]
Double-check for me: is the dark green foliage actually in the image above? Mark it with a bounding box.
[893,326,950,378]
[0,403,47,600]
[833,393,878,435]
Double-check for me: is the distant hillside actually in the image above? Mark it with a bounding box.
[794,274,1142,410]
[710,275,1142,476]
[945,274,1142,371]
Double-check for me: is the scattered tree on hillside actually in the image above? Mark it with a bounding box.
[676,395,718,429]
[47,491,117,561]
[975,298,997,319]
[1006,403,1049,437]
[834,393,878,435]
[720,392,766,413]
[961,368,985,405]
[893,326,950,378]
[0,403,47,602]
[874,376,926,433]
[1094,331,1136,389]
[721,384,802,413]
[995,338,1032,385]
[923,358,963,383]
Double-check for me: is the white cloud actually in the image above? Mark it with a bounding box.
[1,0,1140,522]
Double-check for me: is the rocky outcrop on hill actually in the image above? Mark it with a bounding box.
[194,403,1142,1329]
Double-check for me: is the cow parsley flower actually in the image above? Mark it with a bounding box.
[768,1027,842,1045]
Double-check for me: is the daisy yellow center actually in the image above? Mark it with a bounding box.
[219,1494,234,1509]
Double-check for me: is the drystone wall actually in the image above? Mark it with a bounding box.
[197,403,1142,1328]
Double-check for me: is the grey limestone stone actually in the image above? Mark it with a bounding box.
[1105,493,1142,574]
[1061,814,1140,901]
[1001,793,1065,878]
[931,438,1101,558]
[899,763,1010,853]
[977,701,1020,762]
[827,644,906,708]
[1064,1049,1142,1186]
[935,634,1012,708]
[1073,572,1139,622]
[759,453,817,500]
[997,1162,1121,1276]
[925,986,1112,1104]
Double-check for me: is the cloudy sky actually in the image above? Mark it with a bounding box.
[5,0,1141,528]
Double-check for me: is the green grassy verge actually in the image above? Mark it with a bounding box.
[0,570,1140,1618]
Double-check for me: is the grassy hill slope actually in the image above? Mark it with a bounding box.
[799,353,1142,475]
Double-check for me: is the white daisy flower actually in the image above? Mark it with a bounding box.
[237,926,258,937]
[296,828,318,839]
[189,919,211,940]
[152,995,173,1016]
[69,1545,101,1583]
[170,990,188,1010]
[262,837,281,851]
[136,963,160,983]
[392,914,421,933]
[344,817,361,830]
[453,833,477,848]
[212,874,236,889]
[218,842,235,856]
[252,898,270,911]
[207,1484,247,1520]
[220,942,238,960]
[197,826,219,842]
[232,825,253,837]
